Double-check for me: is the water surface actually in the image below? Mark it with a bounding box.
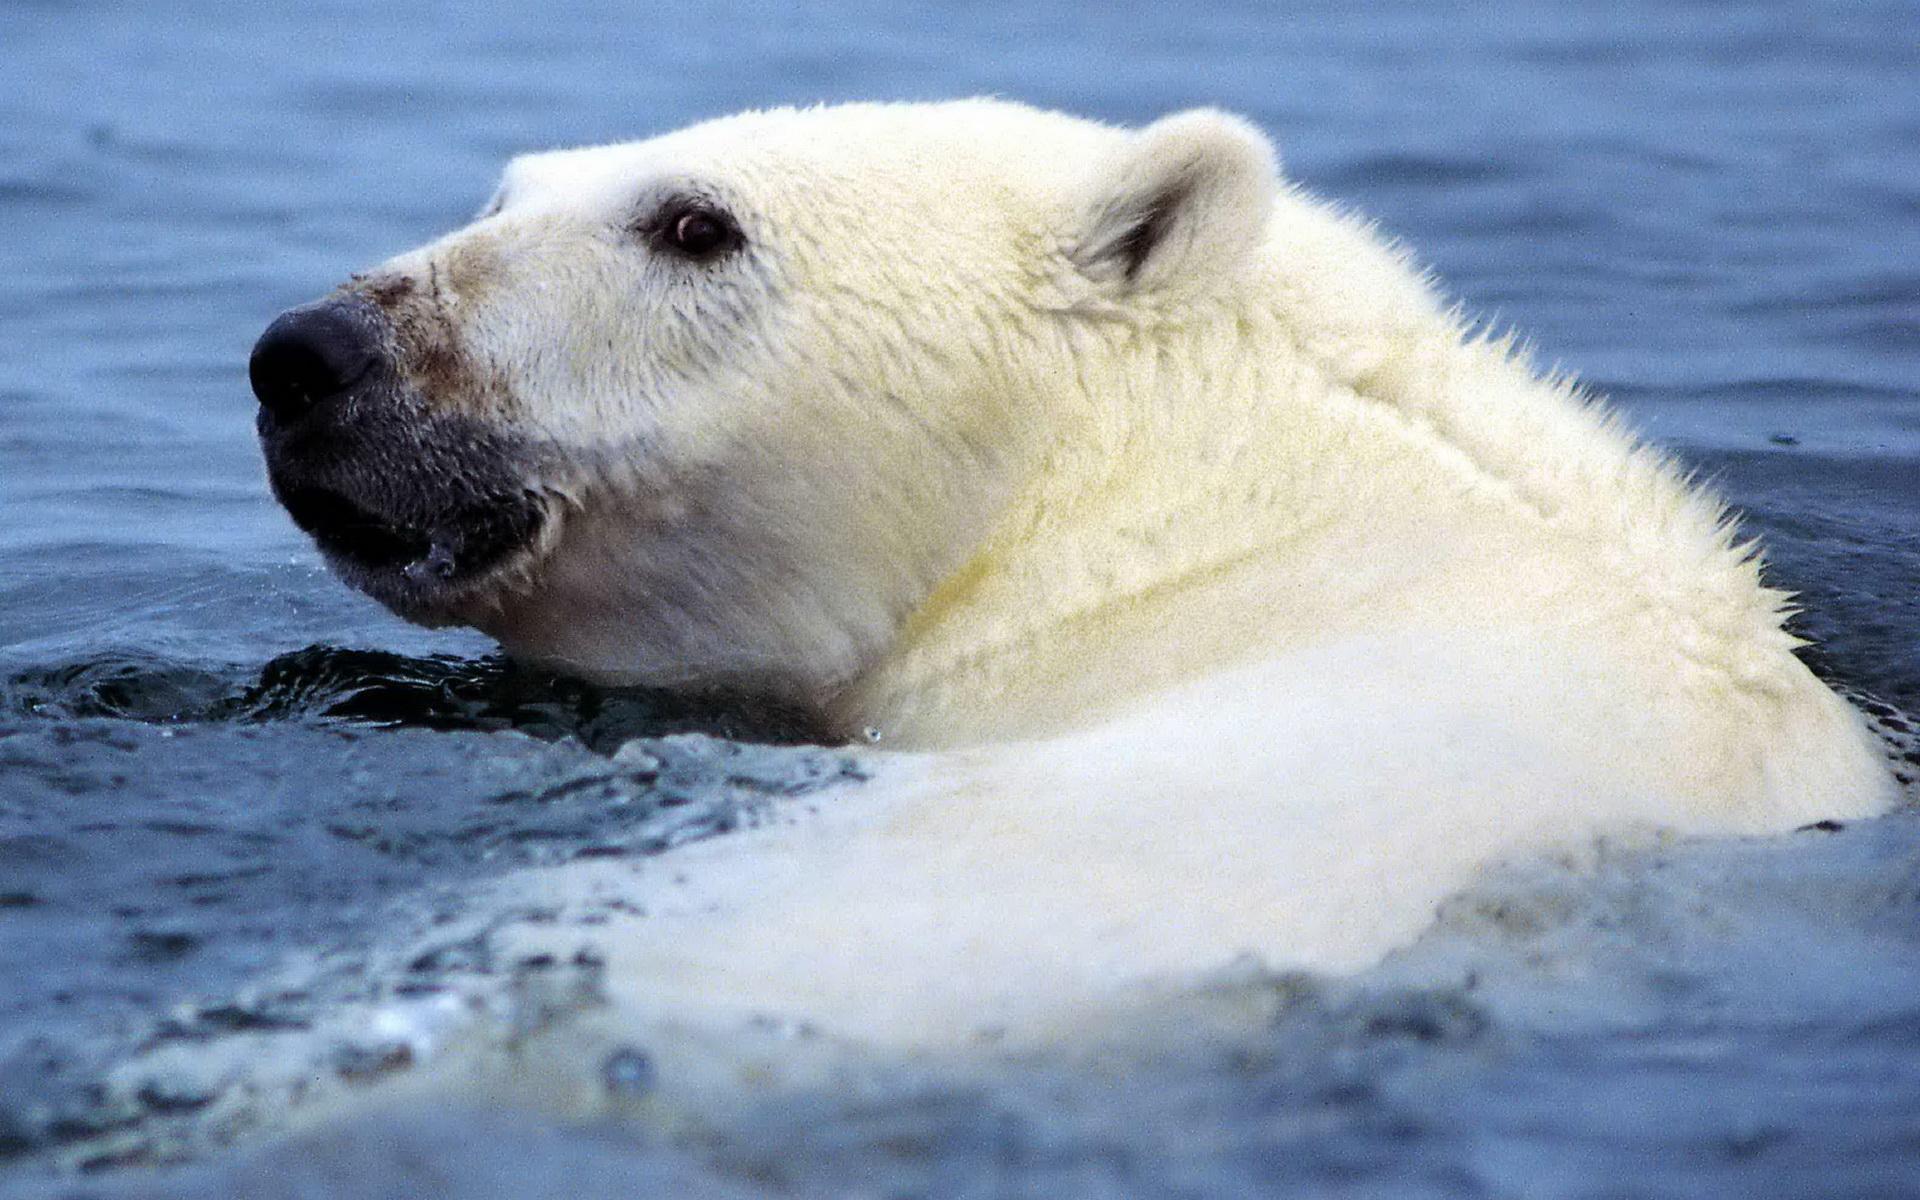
[3,1,1919,1196]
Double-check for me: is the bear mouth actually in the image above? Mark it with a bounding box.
[270,476,549,618]
[277,484,436,572]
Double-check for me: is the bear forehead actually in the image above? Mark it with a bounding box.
[496,99,1129,218]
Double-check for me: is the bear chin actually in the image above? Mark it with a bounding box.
[263,444,553,625]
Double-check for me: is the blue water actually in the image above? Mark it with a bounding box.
[3,1,1920,1196]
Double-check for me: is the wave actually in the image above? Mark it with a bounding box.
[0,645,825,751]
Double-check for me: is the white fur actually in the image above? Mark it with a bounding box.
[370,100,1895,1045]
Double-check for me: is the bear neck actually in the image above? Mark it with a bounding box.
[831,272,1789,752]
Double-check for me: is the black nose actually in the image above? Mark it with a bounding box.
[249,297,385,421]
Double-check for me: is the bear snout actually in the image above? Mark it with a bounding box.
[251,288,551,617]
[249,294,392,425]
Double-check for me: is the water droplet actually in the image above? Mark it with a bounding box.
[601,1046,656,1097]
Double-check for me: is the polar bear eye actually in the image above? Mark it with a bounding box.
[671,212,724,252]
[645,200,741,260]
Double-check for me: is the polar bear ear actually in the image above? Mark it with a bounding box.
[1069,110,1279,297]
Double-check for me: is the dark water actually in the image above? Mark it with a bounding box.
[4,0,1920,1196]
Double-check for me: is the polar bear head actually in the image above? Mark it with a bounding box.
[250,100,1279,712]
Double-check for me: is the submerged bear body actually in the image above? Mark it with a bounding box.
[250,101,1894,1041]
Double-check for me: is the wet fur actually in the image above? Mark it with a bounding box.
[258,100,1899,1044]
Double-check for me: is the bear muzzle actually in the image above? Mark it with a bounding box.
[250,293,550,621]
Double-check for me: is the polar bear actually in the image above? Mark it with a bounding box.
[250,100,1895,1043]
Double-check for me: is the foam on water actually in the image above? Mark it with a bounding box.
[13,774,1920,1199]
